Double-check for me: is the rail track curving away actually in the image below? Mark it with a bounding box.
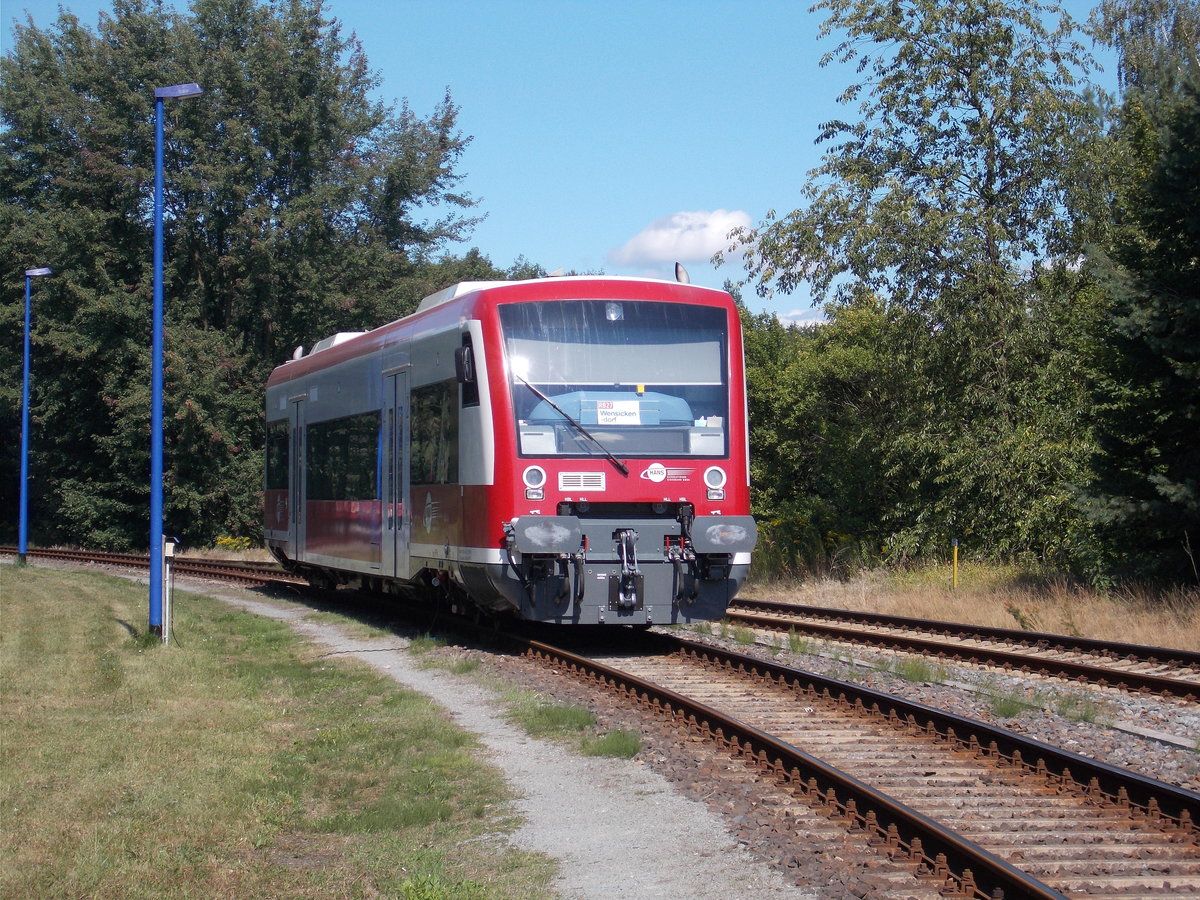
[1,547,301,587]
[726,598,1200,702]
[9,546,1197,704]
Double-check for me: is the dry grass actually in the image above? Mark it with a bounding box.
[743,562,1200,651]
[179,544,274,562]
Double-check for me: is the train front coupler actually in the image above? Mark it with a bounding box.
[611,528,642,610]
[665,539,700,603]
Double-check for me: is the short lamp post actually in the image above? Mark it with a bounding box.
[18,266,53,566]
[149,81,203,639]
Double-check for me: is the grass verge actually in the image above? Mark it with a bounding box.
[0,566,554,899]
[291,603,644,760]
[498,685,642,759]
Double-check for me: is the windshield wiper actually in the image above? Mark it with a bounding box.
[515,375,629,476]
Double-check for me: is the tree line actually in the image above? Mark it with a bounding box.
[727,0,1198,584]
[2,0,1196,586]
[1,0,542,550]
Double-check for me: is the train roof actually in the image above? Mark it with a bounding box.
[268,275,733,385]
[414,274,727,314]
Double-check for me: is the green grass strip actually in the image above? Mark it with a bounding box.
[0,567,554,899]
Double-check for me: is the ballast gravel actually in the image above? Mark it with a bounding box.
[676,629,1200,793]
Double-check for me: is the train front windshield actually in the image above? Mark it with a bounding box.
[499,299,730,458]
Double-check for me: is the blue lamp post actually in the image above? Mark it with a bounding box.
[149,81,203,638]
[18,266,53,566]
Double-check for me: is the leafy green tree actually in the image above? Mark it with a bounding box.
[730,0,1098,311]
[734,284,910,576]
[734,295,814,569]
[399,248,542,314]
[1081,0,1200,581]
[1090,0,1200,91]
[723,0,1103,563]
[0,0,485,549]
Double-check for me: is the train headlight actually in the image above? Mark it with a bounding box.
[704,466,727,500]
[523,465,547,500]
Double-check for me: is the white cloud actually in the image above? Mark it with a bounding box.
[608,209,752,268]
[777,307,827,327]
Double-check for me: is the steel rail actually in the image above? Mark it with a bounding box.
[661,633,1200,830]
[731,598,1200,667]
[2,547,295,586]
[526,630,1200,897]
[3,547,149,566]
[726,603,1200,701]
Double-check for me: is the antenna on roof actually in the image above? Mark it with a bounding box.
[548,268,564,277]
[674,262,690,284]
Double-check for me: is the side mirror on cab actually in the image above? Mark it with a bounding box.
[455,344,475,384]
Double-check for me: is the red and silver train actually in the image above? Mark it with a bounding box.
[264,275,757,625]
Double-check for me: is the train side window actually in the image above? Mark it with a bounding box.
[410,379,459,485]
[306,412,381,500]
[265,420,289,490]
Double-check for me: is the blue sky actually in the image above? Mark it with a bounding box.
[5,0,1110,322]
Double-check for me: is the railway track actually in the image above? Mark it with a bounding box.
[726,598,1200,702]
[524,630,1200,899]
[1,547,300,586]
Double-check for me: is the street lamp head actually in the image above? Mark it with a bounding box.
[24,267,52,277]
[154,82,204,100]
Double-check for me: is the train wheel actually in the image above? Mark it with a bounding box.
[305,569,337,591]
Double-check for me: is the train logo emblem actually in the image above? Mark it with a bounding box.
[642,463,668,483]
[640,463,693,483]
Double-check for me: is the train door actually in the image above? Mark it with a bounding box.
[289,394,307,561]
[384,371,410,579]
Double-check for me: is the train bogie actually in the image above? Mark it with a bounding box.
[264,276,756,625]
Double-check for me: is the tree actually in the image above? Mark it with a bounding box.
[729,0,1098,312]
[1090,0,1200,92]
[1080,1,1200,582]
[723,0,1103,563]
[736,292,907,575]
[0,0,485,549]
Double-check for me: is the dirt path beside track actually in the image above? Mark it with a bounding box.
[210,587,819,900]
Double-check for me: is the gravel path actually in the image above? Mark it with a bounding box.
[216,589,825,899]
